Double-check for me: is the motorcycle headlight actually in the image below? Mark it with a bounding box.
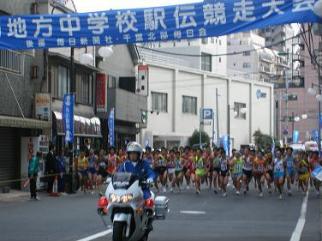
[109,193,121,203]
[121,194,134,203]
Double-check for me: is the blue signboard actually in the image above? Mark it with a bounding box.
[62,94,74,143]
[202,108,213,120]
[108,108,115,147]
[0,1,321,50]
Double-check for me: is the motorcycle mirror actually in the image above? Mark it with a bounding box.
[98,192,104,197]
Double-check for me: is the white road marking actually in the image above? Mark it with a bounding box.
[289,191,309,241]
[180,210,206,215]
[76,229,112,241]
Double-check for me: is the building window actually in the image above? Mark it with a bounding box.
[219,57,222,63]
[219,39,222,45]
[202,38,208,44]
[211,37,215,44]
[201,53,212,72]
[243,62,251,68]
[182,95,197,115]
[151,92,167,113]
[50,65,71,99]
[234,102,246,119]
[243,51,251,56]
[76,71,93,105]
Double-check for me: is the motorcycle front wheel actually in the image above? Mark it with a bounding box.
[113,222,128,241]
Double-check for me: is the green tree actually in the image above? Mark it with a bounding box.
[253,130,273,151]
[188,130,210,147]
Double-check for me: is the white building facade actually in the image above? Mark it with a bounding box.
[140,36,227,76]
[139,60,274,150]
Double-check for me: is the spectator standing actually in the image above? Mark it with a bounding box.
[56,149,67,194]
[45,145,57,194]
[28,152,41,200]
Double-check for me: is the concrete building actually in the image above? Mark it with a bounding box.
[0,0,102,188]
[139,54,274,150]
[227,31,288,84]
[0,0,52,188]
[97,45,148,148]
[275,26,321,143]
[140,36,227,76]
[258,25,295,53]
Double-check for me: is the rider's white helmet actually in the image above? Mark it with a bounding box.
[126,142,143,157]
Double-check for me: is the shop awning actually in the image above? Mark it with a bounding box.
[0,115,51,129]
[53,112,102,138]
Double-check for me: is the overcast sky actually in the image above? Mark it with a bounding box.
[74,0,202,12]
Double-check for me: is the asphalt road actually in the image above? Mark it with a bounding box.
[0,185,321,241]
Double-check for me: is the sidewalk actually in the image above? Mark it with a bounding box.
[0,190,29,202]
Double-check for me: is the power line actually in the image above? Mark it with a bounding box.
[137,29,309,58]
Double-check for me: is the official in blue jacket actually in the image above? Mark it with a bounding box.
[118,142,155,200]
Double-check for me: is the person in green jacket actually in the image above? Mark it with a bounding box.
[28,152,41,200]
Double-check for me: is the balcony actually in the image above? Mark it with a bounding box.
[106,88,147,124]
[0,49,22,74]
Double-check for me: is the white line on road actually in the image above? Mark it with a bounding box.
[76,229,112,241]
[290,190,309,241]
[180,210,206,215]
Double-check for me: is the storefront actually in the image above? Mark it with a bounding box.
[53,111,102,152]
[0,116,51,189]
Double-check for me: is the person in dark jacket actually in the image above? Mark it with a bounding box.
[56,149,66,193]
[28,152,41,200]
[45,144,57,194]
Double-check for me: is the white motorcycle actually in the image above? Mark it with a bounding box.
[97,172,169,241]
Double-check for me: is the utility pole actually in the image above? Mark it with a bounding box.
[318,57,322,152]
[227,104,231,157]
[199,108,202,148]
[291,112,295,143]
[216,88,220,147]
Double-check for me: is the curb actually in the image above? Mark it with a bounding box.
[0,191,29,202]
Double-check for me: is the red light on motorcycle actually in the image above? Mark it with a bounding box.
[98,196,108,208]
[145,198,154,208]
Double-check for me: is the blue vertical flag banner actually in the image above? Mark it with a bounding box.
[293,130,300,143]
[221,135,229,156]
[62,94,75,144]
[0,1,321,50]
[312,129,319,142]
[108,108,115,147]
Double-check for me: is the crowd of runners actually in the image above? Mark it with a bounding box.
[75,145,322,199]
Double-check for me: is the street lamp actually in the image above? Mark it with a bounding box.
[98,46,114,59]
[294,116,301,122]
[308,87,317,96]
[314,0,322,17]
[80,53,94,65]
[301,114,308,120]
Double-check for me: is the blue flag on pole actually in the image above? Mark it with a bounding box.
[293,130,300,143]
[62,94,74,144]
[108,108,115,147]
[0,1,321,50]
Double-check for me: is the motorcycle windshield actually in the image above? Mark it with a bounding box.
[112,172,138,189]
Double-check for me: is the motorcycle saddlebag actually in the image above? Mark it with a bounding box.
[154,196,169,220]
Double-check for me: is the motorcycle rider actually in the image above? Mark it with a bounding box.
[118,142,156,232]
[118,142,156,200]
